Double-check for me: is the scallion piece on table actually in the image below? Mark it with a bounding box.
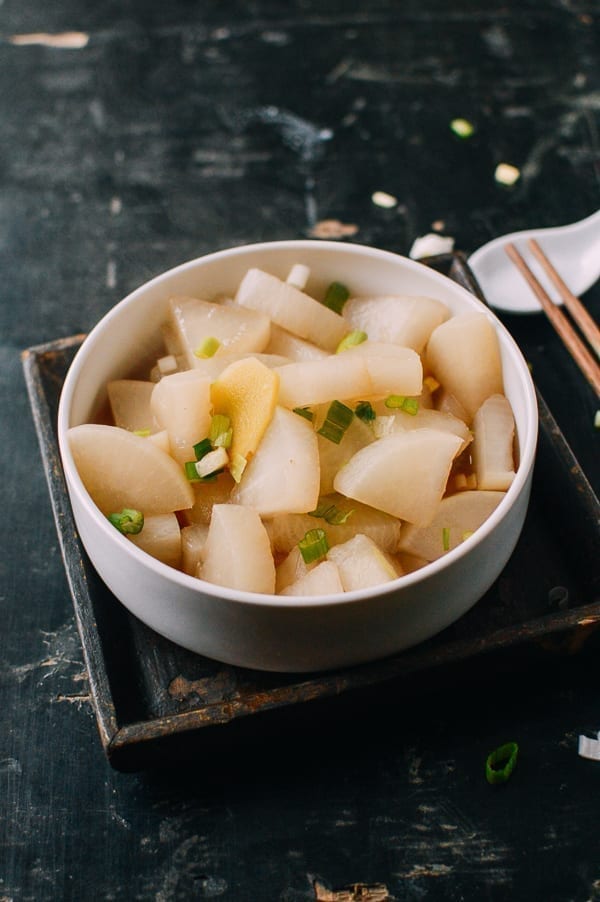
[298,528,329,564]
[209,414,232,448]
[293,406,314,422]
[336,330,367,353]
[309,502,354,525]
[322,281,350,314]
[193,437,213,460]
[355,401,376,423]
[485,742,519,785]
[384,395,419,415]
[107,508,144,535]
[317,400,354,444]
[193,336,221,358]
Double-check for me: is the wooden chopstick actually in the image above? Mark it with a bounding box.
[527,238,600,359]
[505,242,600,397]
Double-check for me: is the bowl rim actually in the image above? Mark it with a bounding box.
[57,239,539,610]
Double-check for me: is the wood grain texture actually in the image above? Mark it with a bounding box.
[1,0,599,899]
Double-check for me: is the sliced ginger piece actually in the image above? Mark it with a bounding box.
[210,356,279,473]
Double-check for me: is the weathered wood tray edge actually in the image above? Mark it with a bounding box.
[22,254,600,769]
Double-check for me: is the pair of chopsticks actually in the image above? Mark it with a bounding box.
[505,241,600,397]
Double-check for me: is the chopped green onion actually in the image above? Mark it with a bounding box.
[384,395,419,416]
[298,528,329,564]
[354,401,376,423]
[293,406,314,422]
[195,447,229,478]
[442,527,451,551]
[317,400,354,444]
[193,438,213,460]
[184,460,218,483]
[230,453,247,484]
[209,414,232,449]
[450,117,475,139]
[133,428,151,437]
[193,336,221,358]
[485,742,519,785]
[322,281,350,314]
[336,330,367,353]
[108,508,144,535]
[309,502,354,525]
[462,530,474,542]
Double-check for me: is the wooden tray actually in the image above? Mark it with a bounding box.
[22,254,600,771]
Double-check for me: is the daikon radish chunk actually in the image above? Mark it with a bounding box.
[397,551,431,574]
[276,355,369,408]
[264,495,402,555]
[327,533,398,591]
[266,324,330,361]
[318,416,375,495]
[150,370,212,464]
[235,268,347,351]
[181,472,236,526]
[107,380,160,433]
[373,407,472,454]
[275,545,314,593]
[334,429,463,526]
[169,296,271,368]
[425,313,503,421]
[127,513,182,569]
[435,388,470,423]
[200,504,275,594]
[472,394,516,490]
[210,357,279,471]
[181,523,209,575]
[171,352,289,383]
[398,490,506,561]
[68,424,194,515]
[340,341,423,397]
[280,560,344,596]
[231,407,320,516]
[343,294,450,353]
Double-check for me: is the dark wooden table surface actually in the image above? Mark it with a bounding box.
[2,2,599,900]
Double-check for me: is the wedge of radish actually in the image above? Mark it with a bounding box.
[472,394,516,490]
[235,268,348,351]
[398,490,506,560]
[343,294,450,352]
[169,295,271,368]
[107,380,159,433]
[334,429,463,526]
[200,504,275,594]
[327,533,398,591]
[68,423,194,515]
[231,407,320,516]
[279,560,344,596]
[151,370,213,464]
[127,513,182,569]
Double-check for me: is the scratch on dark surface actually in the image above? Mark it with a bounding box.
[8,32,89,48]
[2,620,85,688]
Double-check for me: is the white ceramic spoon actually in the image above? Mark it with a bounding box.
[468,209,600,314]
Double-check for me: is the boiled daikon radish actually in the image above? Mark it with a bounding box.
[327,533,399,591]
[68,424,194,515]
[373,407,472,454]
[181,523,209,575]
[279,560,344,596]
[169,296,271,368]
[275,545,314,593]
[398,490,506,560]
[471,394,516,490]
[266,324,330,362]
[150,370,212,464]
[340,341,423,397]
[168,352,290,383]
[425,313,503,421]
[334,429,463,526]
[200,504,275,594]
[107,380,160,433]
[148,429,171,455]
[231,407,320,516]
[264,495,402,555]
[318,416,375,495]
[343,294,450,352]
[235,268,347,351]
[127,513,182,569]
[210,357,280,475]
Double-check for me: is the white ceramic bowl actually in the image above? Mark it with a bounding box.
[57,240,538,673]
